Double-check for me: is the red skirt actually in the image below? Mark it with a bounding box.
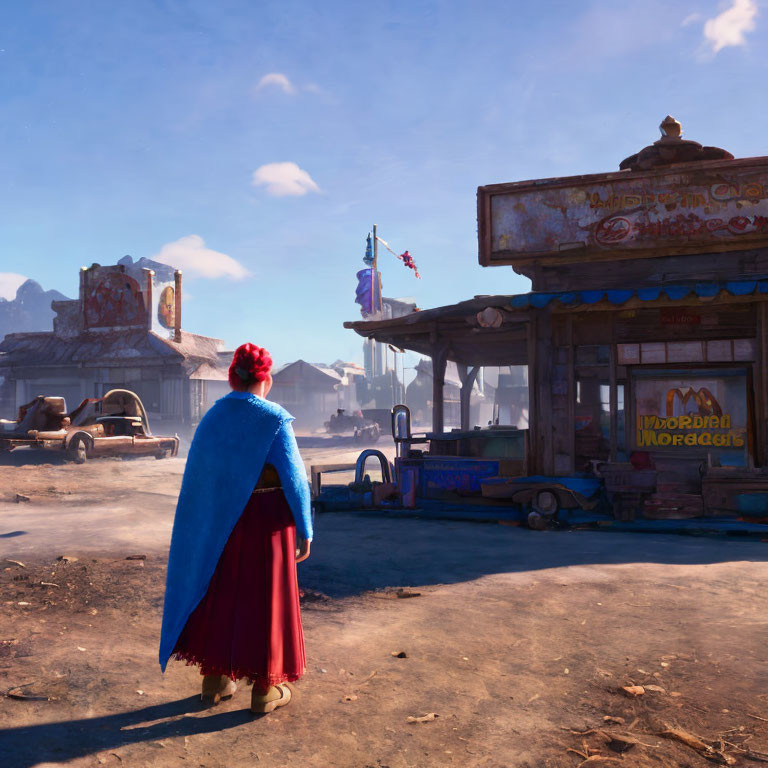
[172,489,306,685]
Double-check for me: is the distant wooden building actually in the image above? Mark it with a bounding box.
[405,360,474,429]
[0,256,230,433]
[269,359,366,432]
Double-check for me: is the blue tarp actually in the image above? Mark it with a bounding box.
[507,277,768,310]
[495,475,602,498]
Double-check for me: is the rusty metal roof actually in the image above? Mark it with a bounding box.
[0,329,226,371]
[189,362,229,381]
[271,360,343,389]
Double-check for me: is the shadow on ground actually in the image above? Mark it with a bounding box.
[0,448,69,466]
[299,512,768,598]
[1,696,265,767]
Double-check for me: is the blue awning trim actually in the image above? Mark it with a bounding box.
[727,280,756,296]
[506,276,768,311]
[509,294,530,309]
[695,282,720,298]
[530,293,554,308]
[636,286,662,301]
[606,289,634,304]
[581,290,605,304]
[664,285,692,300]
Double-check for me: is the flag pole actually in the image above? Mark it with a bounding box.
[372,223,378,316]
[371,224,377,378]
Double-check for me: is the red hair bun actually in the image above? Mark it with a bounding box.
[228,343,273,391]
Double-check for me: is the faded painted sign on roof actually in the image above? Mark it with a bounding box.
[478,157,768,267]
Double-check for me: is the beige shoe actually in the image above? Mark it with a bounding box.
[250,682,292,714]
[201,674,237,705]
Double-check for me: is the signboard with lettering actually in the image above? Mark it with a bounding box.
[478,157,768,266]
[83,267,148,329]
[81,258,179,337]
[633,369,748,457]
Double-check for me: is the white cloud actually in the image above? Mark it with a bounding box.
[682,12,702,26]
[0,272,27,300]
[251,162,320,197]
[153,235,250,280]
[254,73,295,94]
[704,0,758,53]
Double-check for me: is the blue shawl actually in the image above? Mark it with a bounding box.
[159,391,312,672]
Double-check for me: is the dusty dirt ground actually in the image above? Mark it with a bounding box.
[1,442,768,767]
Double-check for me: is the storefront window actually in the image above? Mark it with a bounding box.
[599,383,626,457]
[633,369,749,466]
[574,345,625,467]
[575,375,609,464]
[473,366,528,429]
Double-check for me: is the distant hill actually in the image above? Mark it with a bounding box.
[0,280,71,338]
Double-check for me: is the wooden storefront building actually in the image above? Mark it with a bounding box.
[346,118,768,518]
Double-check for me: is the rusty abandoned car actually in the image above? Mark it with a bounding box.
[0,389,179,462]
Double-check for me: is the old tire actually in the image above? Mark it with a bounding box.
[533,490,558,516]
[155,447,170,460]
[69,436,89,464]
[527,511,548,530]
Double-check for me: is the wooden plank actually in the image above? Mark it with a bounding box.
[567,316,575,473]
[759,301,768,467]
[526,319,538,472]
[520,247,768,293]
[549,292,768,315]
[431,348,447,434]
[456,363,469,431]
[310,463,357,497]
[477,187,493,267]
[536,311,554,474]
[609,315,618,463]
[459,365,480,431]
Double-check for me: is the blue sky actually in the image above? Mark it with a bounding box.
[1,0,765,368]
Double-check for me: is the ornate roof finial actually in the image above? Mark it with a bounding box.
[659,115,682,141]
[619,116,733,171]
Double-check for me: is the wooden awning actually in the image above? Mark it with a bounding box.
[344,295,530,366]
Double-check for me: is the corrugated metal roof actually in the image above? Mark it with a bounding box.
[271,360,342,388]
[0,329,224,368]
[189,362,229,381]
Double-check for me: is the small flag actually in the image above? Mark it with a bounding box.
[355,268,381,317]
[363,233,374,266]
[375,236,421,279]
[398,250,420,279]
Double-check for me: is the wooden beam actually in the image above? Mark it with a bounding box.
[459,365,480,431]
[609,315,618,463]
[526,319,538,472]
[431,348,448,434]
[758,301,768,467]
[537,312,555,474]
[548,291,768,314]
[567,315,576,473]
